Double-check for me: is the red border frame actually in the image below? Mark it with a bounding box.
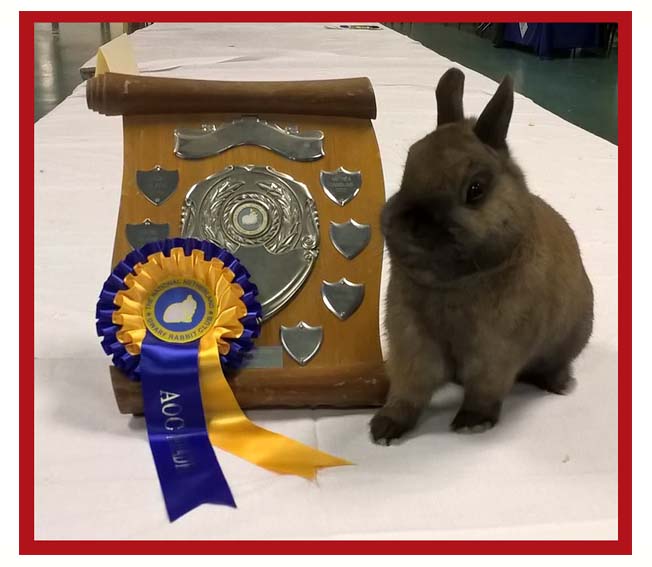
[20,11,632,555]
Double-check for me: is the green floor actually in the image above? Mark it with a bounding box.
[386,23,618,144]
[34,23,124,121]
[34,23,618,144]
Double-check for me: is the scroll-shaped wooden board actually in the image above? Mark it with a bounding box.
[88,72,388,413]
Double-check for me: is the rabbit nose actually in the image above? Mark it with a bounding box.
[429,197,454,225]
[432,221,453,240]
[430,209,448,225]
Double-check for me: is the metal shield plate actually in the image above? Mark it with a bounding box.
[174,117,325,162]
[321,278,365,320]
[136,166,179,206]
[320,167,362,206]
[181,165,319,320]
[280,321,323,366]
[125,219,170,250]
[329,219,371,259]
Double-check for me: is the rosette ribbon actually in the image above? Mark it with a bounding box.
[96,238,350,521]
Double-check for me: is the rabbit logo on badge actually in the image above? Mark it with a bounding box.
[241,209,259,227]
[163,294,197,324]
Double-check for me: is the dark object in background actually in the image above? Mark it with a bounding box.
[492,23,506,47]
[493,23,615,58]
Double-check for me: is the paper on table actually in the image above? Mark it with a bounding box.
[95,33,139,76]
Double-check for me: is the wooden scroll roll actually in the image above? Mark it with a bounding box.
[90,72,388,413]
[87,73,377,119]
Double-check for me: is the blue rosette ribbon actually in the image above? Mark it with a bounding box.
[96,238,261,521]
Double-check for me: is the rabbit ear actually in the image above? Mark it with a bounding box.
[436,68,465,126]
[474,75,514,149]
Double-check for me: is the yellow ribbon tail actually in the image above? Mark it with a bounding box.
[198,334,352,480]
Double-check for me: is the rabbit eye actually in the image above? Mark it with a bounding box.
[465,181,485,204]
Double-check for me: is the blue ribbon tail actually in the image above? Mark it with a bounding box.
[140,334,236,522]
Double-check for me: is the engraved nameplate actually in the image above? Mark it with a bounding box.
[136,166,179,206]
[280,322,323,366]
[125,219,170,250]
[320,167,362,206]
[240,346,284,369]
[321,278,365,320]
[329,219,371,259]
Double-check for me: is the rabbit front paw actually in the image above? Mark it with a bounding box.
[370,401,421,445]
[518,365,576,395]
[450,408,499,434]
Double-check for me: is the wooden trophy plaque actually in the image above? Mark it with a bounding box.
[87,72,388,412]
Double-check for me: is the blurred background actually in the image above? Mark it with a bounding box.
[34,22,618,143]
[34,23,146,121]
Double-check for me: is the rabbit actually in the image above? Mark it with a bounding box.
[163,294,197,324]
[370,68,594,444]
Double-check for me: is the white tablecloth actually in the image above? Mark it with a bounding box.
[35,23,618,540]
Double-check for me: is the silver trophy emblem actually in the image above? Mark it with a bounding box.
[280,321,323,366]
[321,278,365,320]
[136,165,179,206]
[125,219,170,250]
[174,117,325,162]
[329,219,371,259]
[320,167,362,206]
[181,165,319,320]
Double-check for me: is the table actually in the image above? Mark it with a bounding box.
[35,22,618,540]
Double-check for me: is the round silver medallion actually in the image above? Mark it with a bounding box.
[232,202,269,237]
[181,165,319,320]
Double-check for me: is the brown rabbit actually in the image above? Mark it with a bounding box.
[371,68,594,444]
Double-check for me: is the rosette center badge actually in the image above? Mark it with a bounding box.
[145,278,217,343]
